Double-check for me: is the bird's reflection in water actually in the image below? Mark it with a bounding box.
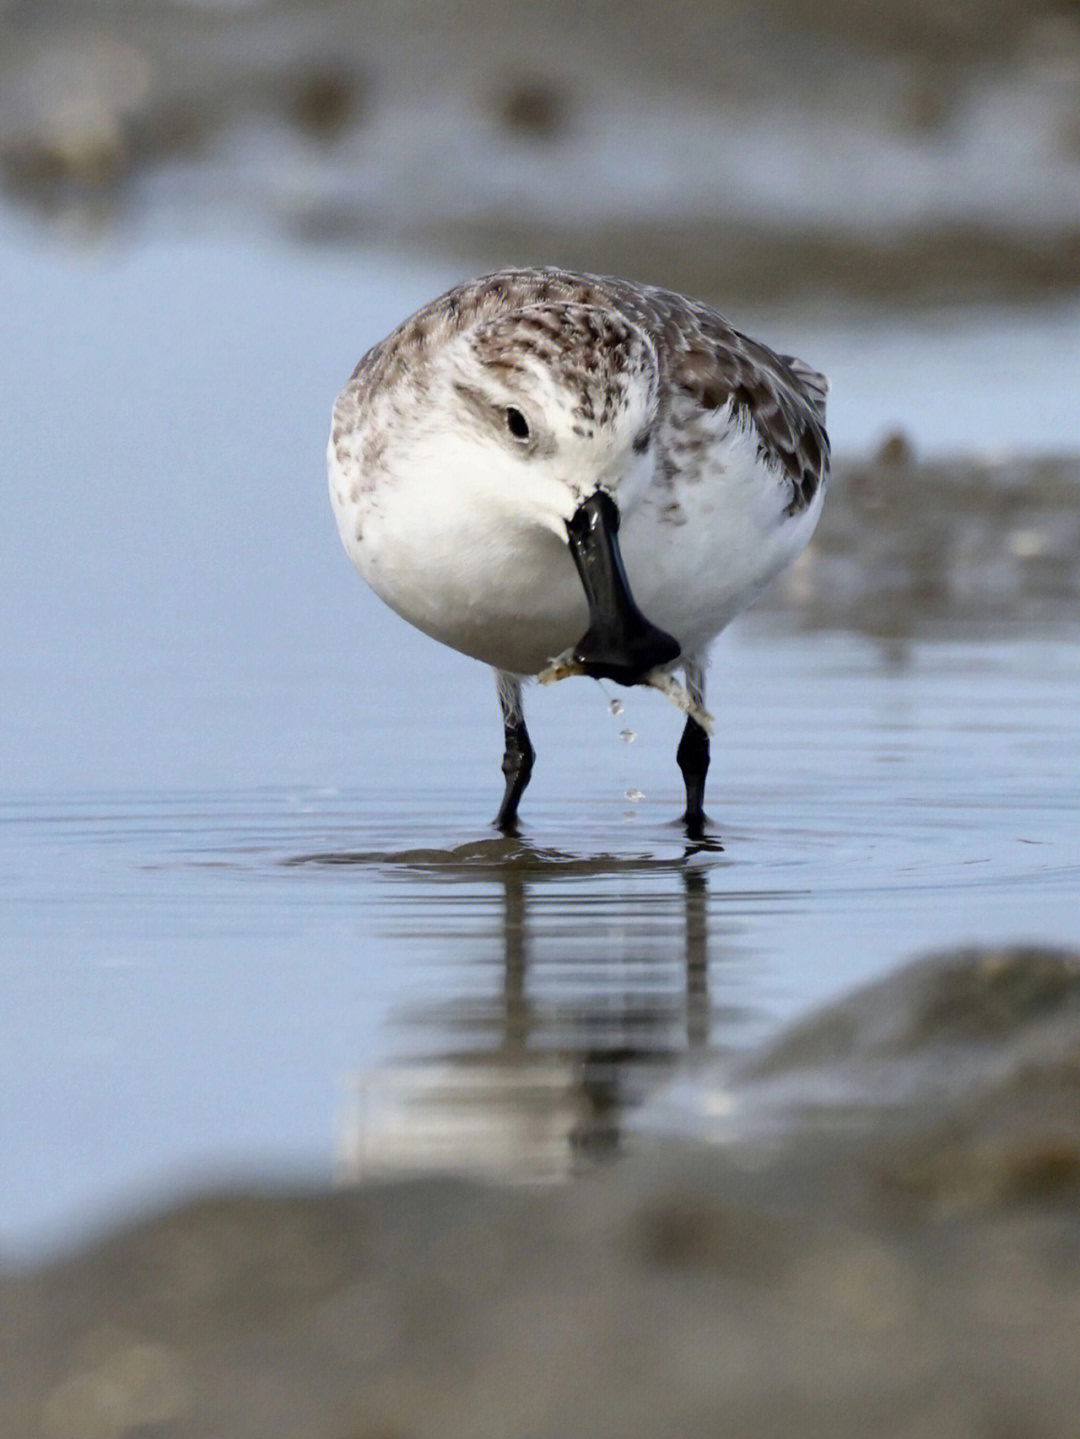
[327,837,734,1185]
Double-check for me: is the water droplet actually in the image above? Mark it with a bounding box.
[619,728,636,744]
[608,698,624,716]
[624,787,644,803]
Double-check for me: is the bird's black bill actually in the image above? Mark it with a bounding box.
[565,490,681,686]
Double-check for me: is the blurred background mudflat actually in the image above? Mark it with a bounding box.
[3,0,1080,303]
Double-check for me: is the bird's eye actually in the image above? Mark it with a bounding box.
[505,407,530,442]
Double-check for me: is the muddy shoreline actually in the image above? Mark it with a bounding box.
[4,946,1078,1438]
[766,448,1080,635]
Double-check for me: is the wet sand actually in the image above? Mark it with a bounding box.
[4,945,1078,1439]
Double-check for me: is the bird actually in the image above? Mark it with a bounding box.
[328,266,828,838]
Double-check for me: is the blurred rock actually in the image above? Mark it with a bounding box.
[0,36,154,200]
[283,61,369,140]
[2,945,1079,1438]
[491,75,573,139]
[729,945,1080,1216]
[874,428,916,466]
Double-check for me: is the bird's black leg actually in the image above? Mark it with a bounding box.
[677,717,710,840]
[494,672,535,833]
[677,659,710,839]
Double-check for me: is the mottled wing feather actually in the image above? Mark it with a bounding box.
[598,274,830,514]
[780,354,829,426]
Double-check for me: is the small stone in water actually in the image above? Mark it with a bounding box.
[608,698,624,716]
[619,728,636,744]
[624,788,644,803]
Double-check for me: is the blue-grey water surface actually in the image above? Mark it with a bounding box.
[3,223,1079,1259]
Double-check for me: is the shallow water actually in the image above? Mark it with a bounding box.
[3,224,1080,1258]
[4,629,1079,1258]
